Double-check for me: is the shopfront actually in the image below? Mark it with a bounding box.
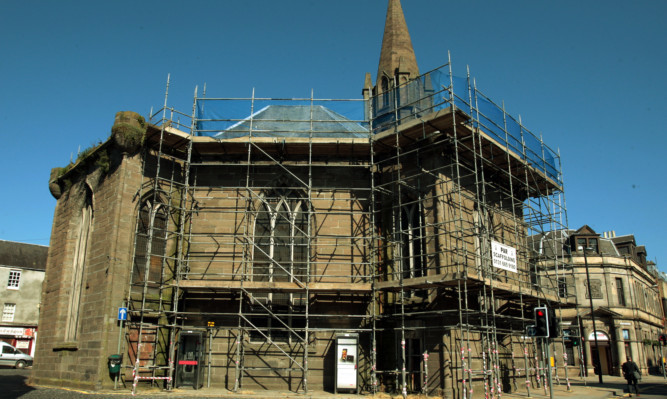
[0,327,37,356]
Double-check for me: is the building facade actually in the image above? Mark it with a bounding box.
[32,1,572,397]
[0,240,48,357]
[532,226,665,377]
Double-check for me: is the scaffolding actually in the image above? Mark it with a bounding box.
[123,57,576,397]
[367,58,574,397]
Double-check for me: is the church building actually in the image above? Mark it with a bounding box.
[32,1,571,397]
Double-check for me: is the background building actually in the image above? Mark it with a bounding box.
[0,240,48,357]
[532,226,664,376]
[656,269,667,372]
[32,1,572,397]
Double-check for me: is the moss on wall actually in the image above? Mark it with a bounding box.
[111,111,146,153]
[49,110,147,200]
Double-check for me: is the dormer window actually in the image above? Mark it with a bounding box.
[617,245,631,255]
[570,226,601,254]
[573,236,598,253]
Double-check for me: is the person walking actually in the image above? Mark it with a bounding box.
[622,357,641,396]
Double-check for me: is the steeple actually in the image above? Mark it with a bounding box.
[376,0,419,90]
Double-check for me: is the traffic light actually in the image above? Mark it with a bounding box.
[571,336,580,346]
[534,307,549,337]
[659,333,667,345]
[548,307,560,338]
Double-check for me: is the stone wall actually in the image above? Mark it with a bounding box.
[32,147,144,389]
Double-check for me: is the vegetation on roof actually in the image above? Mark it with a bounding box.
[49,111,147,199]
[111,113,146,151]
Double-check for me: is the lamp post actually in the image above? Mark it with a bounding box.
[580,245,604,384]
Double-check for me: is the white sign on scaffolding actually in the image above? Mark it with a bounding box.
[491,241,517,273]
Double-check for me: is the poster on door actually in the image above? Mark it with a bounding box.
[338,344,356,365]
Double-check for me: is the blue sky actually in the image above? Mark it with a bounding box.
[1,0,665,271]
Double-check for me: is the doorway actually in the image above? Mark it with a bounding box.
[590,342,612,375]
[406,338,422,392]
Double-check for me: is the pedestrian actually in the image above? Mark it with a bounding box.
[622,356,641,396]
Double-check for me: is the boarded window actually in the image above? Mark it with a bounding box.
[65,186,93,341]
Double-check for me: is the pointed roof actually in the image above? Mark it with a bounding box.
[574,225,598,235]
[377,0,419,87]
[579,306,623,319]
[213,105,368,139]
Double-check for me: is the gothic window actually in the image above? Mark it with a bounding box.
[381,76,390,108]
[253,192,307,284]
[250,188,308,343]
[132,198,168,289]
[401,202,426,279]
[65,185,93,341]
[473,204,493,272]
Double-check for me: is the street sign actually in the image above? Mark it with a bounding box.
[118,307,128,321]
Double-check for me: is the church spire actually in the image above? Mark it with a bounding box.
[376,0,419,90]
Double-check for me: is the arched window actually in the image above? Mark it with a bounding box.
[381,76,390,108]
[400,202,426,279]
[253,192,308,284]
[65,185,93,341]
[250,188,308,343]
[132,197,167,291]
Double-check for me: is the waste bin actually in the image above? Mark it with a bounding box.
[108,354,123,374]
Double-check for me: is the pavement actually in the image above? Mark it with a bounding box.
[500,374,666,399]
[26,373,667,399]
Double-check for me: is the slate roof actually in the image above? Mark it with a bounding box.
[213,105,369,139]
[599,239,620,256]
[611,234,636,246]
[0,240,48,271]
[528,228,620,258]
[527,230,573,258]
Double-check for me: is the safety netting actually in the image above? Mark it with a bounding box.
[371,66,559,182]
[190,64,559,182]
[195,98,368,139]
